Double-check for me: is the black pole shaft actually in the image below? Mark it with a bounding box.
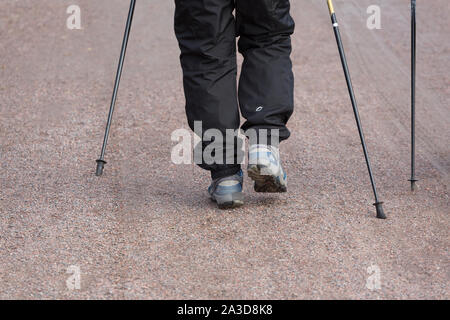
[409,0,418,190]
[328,8,386,219]
[96,0,136,176]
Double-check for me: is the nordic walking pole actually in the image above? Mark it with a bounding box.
[96,0,137,176]
[409,0,418,190]
[326,0,386,219]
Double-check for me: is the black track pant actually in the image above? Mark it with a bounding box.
[174,0,295,179]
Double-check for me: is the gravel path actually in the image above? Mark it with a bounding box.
[0,0,448,299]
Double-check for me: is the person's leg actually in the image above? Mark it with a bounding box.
[236,0,295,144]
[236,0,294,193]
[174,0,241,180]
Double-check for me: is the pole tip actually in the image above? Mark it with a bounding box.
[96,159,106,176]
[409,179,418,191]
[374,202,387,219]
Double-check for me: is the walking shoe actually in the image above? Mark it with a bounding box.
[247,144,287,193]
[208,170,244,209]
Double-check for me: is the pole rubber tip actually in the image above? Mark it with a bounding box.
[408,179,418,191]
[95,159,106,176]
[374,202,386,219]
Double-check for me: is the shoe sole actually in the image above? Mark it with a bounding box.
[216,200,244,210]
[248,165,287,193]
[210,193,244,210]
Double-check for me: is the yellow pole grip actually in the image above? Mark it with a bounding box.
[327,0,335,15]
